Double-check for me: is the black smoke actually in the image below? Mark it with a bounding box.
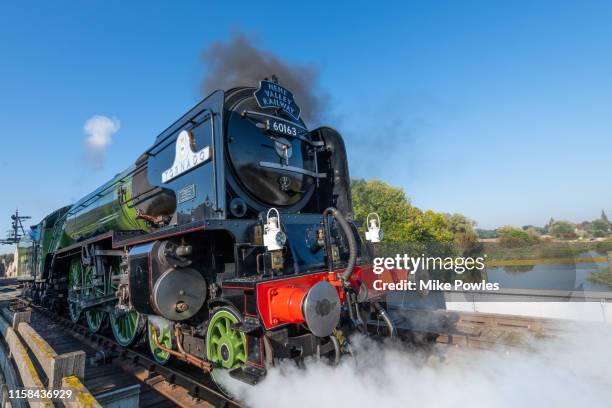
[201,34,327,123]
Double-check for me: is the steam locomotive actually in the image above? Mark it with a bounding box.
[21,79,400,389]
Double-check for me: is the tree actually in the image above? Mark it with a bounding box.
[351,179,414,242]
[544,217,555,233]
[586,219,610,238]
[454,232,484,256]
[405,209,454,243]
[351,179,455,243]
[601,210,610,226]
[548,221,577,240]
[524,226,541,240]
[444,213,476,235]
[498,226,539,248]
[441,213,482,256]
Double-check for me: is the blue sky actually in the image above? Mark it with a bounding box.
[1,0,612,248]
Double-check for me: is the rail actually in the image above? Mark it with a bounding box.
[27,302,241,408]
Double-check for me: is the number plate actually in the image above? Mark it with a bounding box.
[177,184,196,204]
[267,119,303,138]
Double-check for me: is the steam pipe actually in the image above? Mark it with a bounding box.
[322,213,334,272]
[151,326,212,371]
[263,334,275,367]
[346,291,357,324]
[329,335,341,365]
[373,302,396,338]
[323,207,357,283]
[352,293,367,332]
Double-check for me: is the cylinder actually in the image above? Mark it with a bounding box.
[268,286,307,324]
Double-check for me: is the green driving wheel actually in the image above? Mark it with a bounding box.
[110,309,143,347]
[109,262,144,347]
[148,321,173,364]
[68,258,82,322]
[206,308,247,370]
[84,265,107,333]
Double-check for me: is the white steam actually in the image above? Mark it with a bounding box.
[83,115,120,168]
[227,325,612,408]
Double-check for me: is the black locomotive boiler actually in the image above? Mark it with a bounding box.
[22,79,400,389]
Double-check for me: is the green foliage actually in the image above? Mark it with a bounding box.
[588,268,612,289]
[498,226,539,248]
[476,228,498,239]
[351,179,414,242]
[444,213,476,235]
[594,239,612,254]
[406,209,455,242]
[586,219,610,238]
[524,226,542,240]
[536,211,612,239]
[549,221,577,240]
[444,214,483,256]
[351,179,455,243]
[523,225,547,235]
[601,210,609,225]
[454,232,484,257]
[484,240,612,261]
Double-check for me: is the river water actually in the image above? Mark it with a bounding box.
[486,251,611,292]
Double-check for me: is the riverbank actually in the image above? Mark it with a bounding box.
[483,240,612,261]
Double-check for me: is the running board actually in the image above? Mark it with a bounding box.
[70,294,117,310]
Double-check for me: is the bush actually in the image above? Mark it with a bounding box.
[595,240,612,255]
[476,228,499,239]
[588,268,612,289]
[549,221,577,240]
[498,226,539,248]
[586,219,610,238]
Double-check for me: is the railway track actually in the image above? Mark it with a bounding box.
[30,304,241,408]
[385,305,562,352]
[1,293,241,408]
[435,310,560,351]
[0,278,565,407]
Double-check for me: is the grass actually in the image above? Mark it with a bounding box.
[588,268,612,289]
[374,239,612,261]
